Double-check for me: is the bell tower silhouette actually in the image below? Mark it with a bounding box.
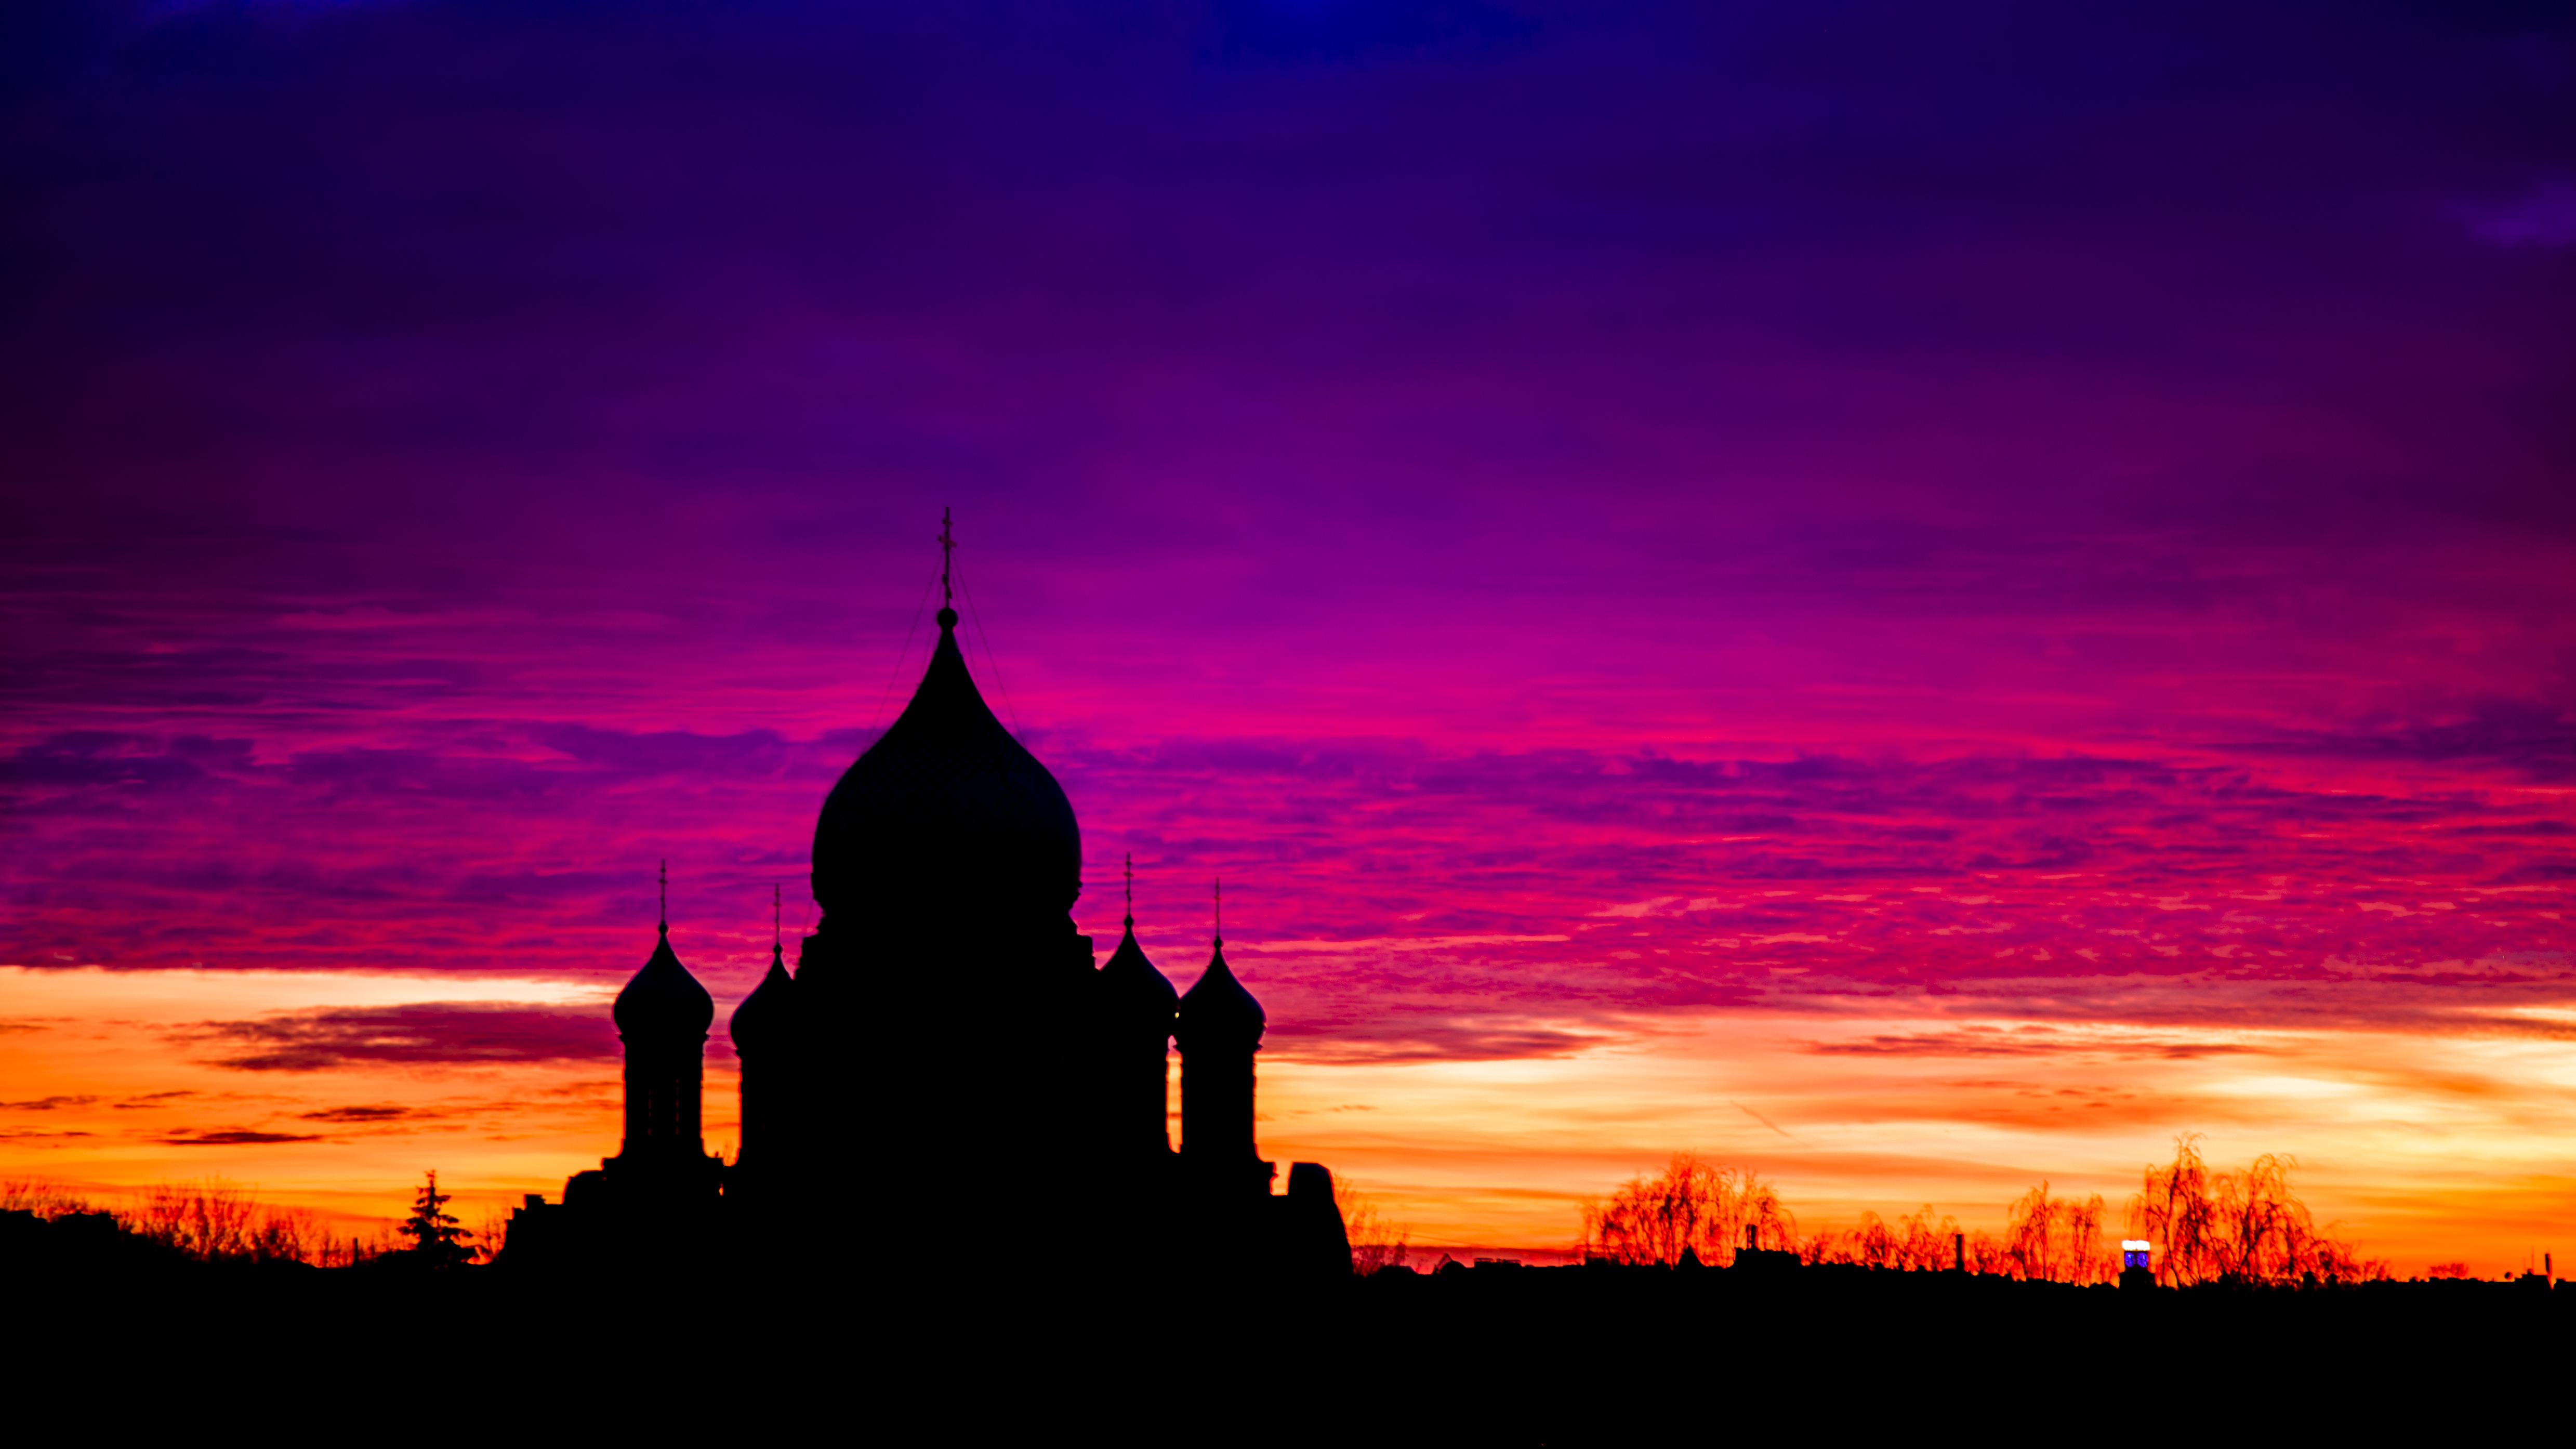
[608,862,716,1170]
[729,882,799,1198]
[1098,854,1180,1165]
[1177,878,1271,1198]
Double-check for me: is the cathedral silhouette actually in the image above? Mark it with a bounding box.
[505,540,1349,1278]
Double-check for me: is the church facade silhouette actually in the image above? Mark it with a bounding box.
[505,562,1349,1277]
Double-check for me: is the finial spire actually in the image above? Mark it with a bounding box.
[772,882,782,956]
[1124,852,1134,928]
[1213,876,1222,949]
[658,859,668,933]
[939,507,955,612]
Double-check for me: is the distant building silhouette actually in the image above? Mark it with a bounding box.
[508,546,1346,1280]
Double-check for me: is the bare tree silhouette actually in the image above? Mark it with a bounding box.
[472,1208,512,1266]
[0,1177,96,1220]
[1999,1182,2115,1284]
[1896,1205,1963,1272]
[2128,1135,2382,1285]
[130,1179,257,1260]
[1579,1153,1794,1266]
[1333,1178,1412,1276]
[121,1179,326,1264]
[1805,1205,1967,1271]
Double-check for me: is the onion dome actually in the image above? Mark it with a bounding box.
[613,923,715,1039]
[811,607,1080,919]
[729,941,795,1057]
[1177,938,1264,1047]
[1100,917,1179,1033]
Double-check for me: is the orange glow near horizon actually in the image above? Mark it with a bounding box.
[0,968,730,1240]
[6,965,2568,1275]
[1257,1009,2576,1274]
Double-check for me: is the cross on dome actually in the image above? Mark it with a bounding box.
[939,506,956,622]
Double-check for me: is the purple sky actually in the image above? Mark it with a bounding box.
[5,1,2573,1062]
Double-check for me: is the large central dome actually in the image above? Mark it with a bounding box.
[811,608,1080,921]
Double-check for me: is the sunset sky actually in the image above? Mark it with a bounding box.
[5,1,2573,1271]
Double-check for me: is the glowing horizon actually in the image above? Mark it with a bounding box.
[7,952,2570,1274]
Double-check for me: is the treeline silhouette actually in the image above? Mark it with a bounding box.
[0,1138,2453,1289]
[2,1172,478,1271]
[1575,1136,2383,1285]
[4,1158,2564,1433]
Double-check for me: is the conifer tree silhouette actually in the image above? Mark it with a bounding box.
[399,1170,473,1269]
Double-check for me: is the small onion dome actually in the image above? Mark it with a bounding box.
[614,923,715,1039]
[1099,919,1179,1034]
[1177,940,1264,1048]
[811,609,1081,921]
[729,942,795,1057]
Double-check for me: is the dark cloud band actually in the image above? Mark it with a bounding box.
[183,1003,621,1073]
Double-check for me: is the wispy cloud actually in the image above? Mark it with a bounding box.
[1804,1030,2277,1060]
[160,1128,323,1146]
[181,1003,622,1072]
[295,1104,416,1123]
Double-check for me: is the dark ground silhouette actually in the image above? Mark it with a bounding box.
[4,1227,2566,1434]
